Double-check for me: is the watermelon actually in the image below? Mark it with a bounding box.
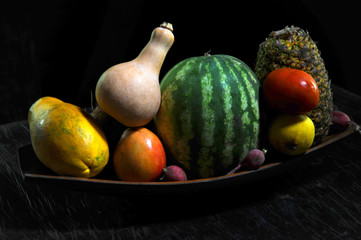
[154,54,260,179]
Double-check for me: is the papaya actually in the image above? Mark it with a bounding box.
[28,96,109,177]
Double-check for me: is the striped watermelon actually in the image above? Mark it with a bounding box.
[154,54,260,179]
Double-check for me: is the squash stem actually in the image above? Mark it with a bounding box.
[160,22,173,31]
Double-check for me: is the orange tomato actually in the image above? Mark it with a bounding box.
[263,68,319,114]
[113,127,166,182]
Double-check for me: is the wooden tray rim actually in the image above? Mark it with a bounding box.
[18,125,358,194]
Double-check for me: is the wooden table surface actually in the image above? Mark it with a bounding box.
[1,84,361,239]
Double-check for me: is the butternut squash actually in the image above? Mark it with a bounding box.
[95,22,174,127]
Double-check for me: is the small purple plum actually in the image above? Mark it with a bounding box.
[227,149,267,175]
[331,110,360,134]
[332,111,351,129]
[163,165,187,181]
[242,149,266,170]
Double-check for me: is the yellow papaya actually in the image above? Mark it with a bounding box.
[28,96,109,177]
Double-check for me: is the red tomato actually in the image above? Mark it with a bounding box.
[263,68,319,114]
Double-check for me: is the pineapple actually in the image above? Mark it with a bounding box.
[255,26,333,144]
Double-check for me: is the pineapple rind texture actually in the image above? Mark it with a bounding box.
[254,26,333,144]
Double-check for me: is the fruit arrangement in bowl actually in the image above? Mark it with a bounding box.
[25,23,359,188]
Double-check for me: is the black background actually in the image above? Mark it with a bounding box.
[1,0,360,124]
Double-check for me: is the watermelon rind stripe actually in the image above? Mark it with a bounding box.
[198,59,216,177]
[214,58,236,169]
[175,61,195,170]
